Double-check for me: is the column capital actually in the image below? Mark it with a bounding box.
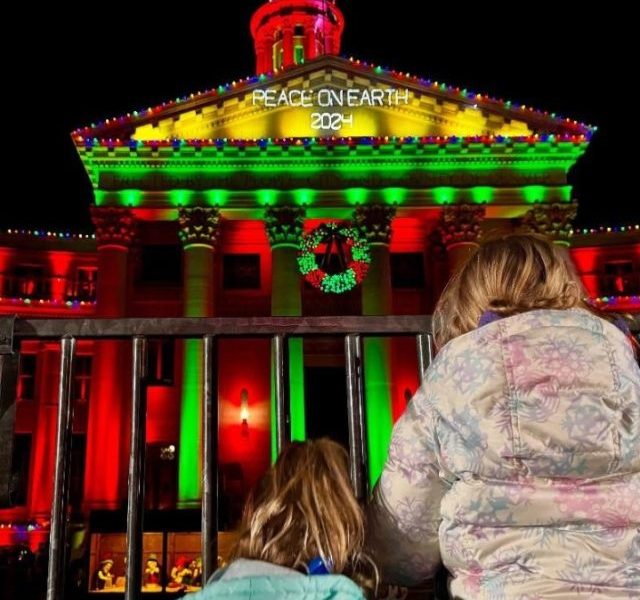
[438,204,485,249]
[90,206,137,247]
[178,206,221,248]
[353,204,396,245]
[265,206,305,248]
[522,202,577,244]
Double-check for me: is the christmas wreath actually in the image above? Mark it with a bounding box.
[297,222,371,294]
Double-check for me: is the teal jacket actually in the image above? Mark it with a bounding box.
[189,559,366,599]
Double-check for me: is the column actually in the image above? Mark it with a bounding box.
[523,201,578,247]
[282,27,294,68]
[256,37,266,74]
[354,204,396,488]
[265,206,306,462]
[50,276,66,303]
[29,345,59,518]
[304,26,317,61]
[84,207,136,510]
[439,204,485,274]
[178,207,220,506]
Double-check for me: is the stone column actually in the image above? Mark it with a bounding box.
[177,207,220,506]
[439,204,485,274]
[84,207,136,510]
[29,344,60,518]
[48,253,73,303]
[282,27,295,68]
[304,26,317,61]
[265,206,306,461]
[354,204,396,488]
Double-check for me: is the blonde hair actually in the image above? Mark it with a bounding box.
[433,233,587,349]
[232,438,377,592]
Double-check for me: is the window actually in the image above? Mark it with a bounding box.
[147,339,174,386]
[145,443,177,510]
[9,265,48,299]
[273,41,284,70]
[10,434,31,506]
[223,254,261,290]
[17,353,37,401]
[70,435,86,513]
[139,245,182,285]
[603,261,636,295]
[294,25,305,36]
[391,253,426,288]
[294,45,305,64]
[69,267,97,301]
[73,355,92,403]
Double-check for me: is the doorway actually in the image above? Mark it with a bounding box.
[304,366,349,449]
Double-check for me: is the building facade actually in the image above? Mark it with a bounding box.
[1,0,638,590]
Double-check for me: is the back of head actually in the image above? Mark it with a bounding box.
[433,233,586,349]
[232,439,374,590]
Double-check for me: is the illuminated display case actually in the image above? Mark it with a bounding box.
[88,531,238,594]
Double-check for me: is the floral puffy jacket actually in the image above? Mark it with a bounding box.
[367,308,640,599]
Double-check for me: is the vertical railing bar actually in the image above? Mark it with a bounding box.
[355,335,369,498]
[202,334,218,582]
[46,336,76,600]
[416,333,434,386]
[345,334,368,502]
[0,346,19,508]
[125,336,147,600]
[272,334,290,455]
[283,336,291,446]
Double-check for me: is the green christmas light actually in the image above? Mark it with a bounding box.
[345,188,369,206]
[382,187,407,205]
[471,186,494,204]
[205,189,230,206]
[320,268,357,294]
[433,187,456,205]
[523,185,547,204]
[293,188,316,206]
[120,189,143,207]
[169,189,194,207]
[258,189,279,206]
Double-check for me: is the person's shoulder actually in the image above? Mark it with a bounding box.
[190,567,365,599]
[216,558,302,580]
[500,308,632,346]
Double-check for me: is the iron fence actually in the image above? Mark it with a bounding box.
[0,315,433,600]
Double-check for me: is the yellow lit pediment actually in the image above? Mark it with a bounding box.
[75,56,591,144]
[132,57,537,141]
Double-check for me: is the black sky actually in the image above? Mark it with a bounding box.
[4,2,636,232]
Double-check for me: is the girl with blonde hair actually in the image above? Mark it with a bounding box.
[192,438,376,599]
[367,233,640,598]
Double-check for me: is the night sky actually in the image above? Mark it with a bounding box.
[5,2,635,232]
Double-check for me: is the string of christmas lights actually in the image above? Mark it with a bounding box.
[3,229,96,240]
[591,296,640,306]
[77,133,590,149]
[0,297,97,307]
[0,520,47,531]
[571,225,640,235]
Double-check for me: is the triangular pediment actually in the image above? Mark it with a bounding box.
[73,56,592,143]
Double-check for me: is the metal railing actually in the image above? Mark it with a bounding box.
[0,315,433,600]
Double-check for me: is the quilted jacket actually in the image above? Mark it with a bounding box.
[188,558,366,599]
[367,308,640,599]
